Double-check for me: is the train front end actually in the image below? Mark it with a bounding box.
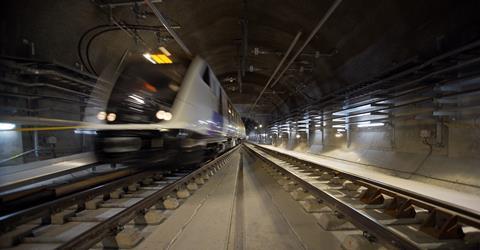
[93,56,189,165]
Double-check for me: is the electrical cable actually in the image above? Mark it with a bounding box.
[407,137,433,179]
[77,24,168,75]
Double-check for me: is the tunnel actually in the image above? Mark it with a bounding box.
[0,1,480,249]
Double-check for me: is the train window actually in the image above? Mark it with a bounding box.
[203,67,210,86]
[106,57,189,124]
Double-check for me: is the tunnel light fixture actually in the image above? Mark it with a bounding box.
[159,46,171,57]
[350,112,371,118]
[332,125,345,128]
[336,128,346,132]
[0,122,16,130]
[333,104,372,116]
[107,113,116,122]
[259,124,262,128]
[295,134,301,139]
[143,53,157,64]
[335,132,344,138]
[143,53,173,64]
[357,122,384,128]
[151,54,173,64]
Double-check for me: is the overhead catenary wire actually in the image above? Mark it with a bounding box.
[249,31,302,114]
[145,0,193,58]
[270,0,343,88]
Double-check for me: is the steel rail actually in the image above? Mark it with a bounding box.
[244,145,418,249]
[0,168,149,233]
[245,144,480,249]
[57,145,240,249]
[253,145,480,227]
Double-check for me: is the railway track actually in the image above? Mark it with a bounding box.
[244,143,480,250]
[0,146,240,249]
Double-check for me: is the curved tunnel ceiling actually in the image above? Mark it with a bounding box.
[3,0,480,123]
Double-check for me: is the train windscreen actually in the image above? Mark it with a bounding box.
[106,57,190,124]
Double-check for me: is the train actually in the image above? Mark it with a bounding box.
[91,55,245,166]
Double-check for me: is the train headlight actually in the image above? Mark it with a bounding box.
[164,112,172,121]
[107,113,116,122]
[156,110,166,120]
[156,110,172,121]
[97,111,106,120]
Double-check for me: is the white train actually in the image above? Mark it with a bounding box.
[92,56,245,165]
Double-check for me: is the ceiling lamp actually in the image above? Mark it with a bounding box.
[159,46,171,56]
[0,122,15,130]
[143,53,173,64]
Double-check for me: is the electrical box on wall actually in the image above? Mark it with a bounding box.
[420,129,431,138]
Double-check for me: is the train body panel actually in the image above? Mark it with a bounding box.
[92,56,245,165]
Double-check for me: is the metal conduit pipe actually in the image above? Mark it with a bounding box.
[0,61,99,88]
[249,31,302,113]
[145,0,193,57]
[269,54,480,124]
[270,83,480,126]
[1,78,92,98]
[270,0,343,88]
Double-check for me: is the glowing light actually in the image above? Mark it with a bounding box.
[143,53,173,64]
[107,113,116,122]
[332,125,345,128]
[156,110,166,120]
[164,112,172,121]
[254,126,258,129]
[143,53,156,64]
[336,128,346,132]
[259,124,263,128]
[144,82,157,92]
[351,112,371,117]
[151,54,168,64]
[96,111,107,121]
[295,134,301,139]
[159,46,171,57]
[358,122,384,128]
[156,110,172,121]
[0,122,15,130]
[74,129,96,135]
[335,133,343,138]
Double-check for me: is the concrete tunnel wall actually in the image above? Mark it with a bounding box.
[259,119,480,194]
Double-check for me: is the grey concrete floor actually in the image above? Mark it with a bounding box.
[135,150,341,250]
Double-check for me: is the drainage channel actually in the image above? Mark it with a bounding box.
[244,144,480,250]
[0,146,240,250]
